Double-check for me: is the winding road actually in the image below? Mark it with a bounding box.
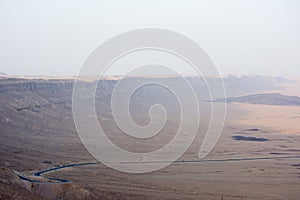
[18,155,300,184]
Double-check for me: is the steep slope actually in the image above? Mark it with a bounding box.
[0,166,43,200]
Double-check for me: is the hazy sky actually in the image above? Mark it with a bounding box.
[0,0,299,77]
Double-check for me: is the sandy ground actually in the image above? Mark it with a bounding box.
[231,103,300,134]
[37,103,300,200]
[1,78,300,199]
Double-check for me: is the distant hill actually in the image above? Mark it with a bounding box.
[223,75,293,96]
[217,93,300,106]
[0,72,8,78]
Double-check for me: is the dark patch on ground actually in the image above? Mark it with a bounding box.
[269,152,290,155]
[279,145,289,148]
[291,163,300,167]
[243,128,260,132]
[232,135,269,142]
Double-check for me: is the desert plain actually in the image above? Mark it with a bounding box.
[0,76,299,200]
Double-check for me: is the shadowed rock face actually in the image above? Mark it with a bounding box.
[0,76,289,134]
[0,74,289,94]
[232,135,269,142]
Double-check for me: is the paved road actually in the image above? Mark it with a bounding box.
[18,155,300,183]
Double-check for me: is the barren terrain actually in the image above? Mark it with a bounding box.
[0,76,299,199]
